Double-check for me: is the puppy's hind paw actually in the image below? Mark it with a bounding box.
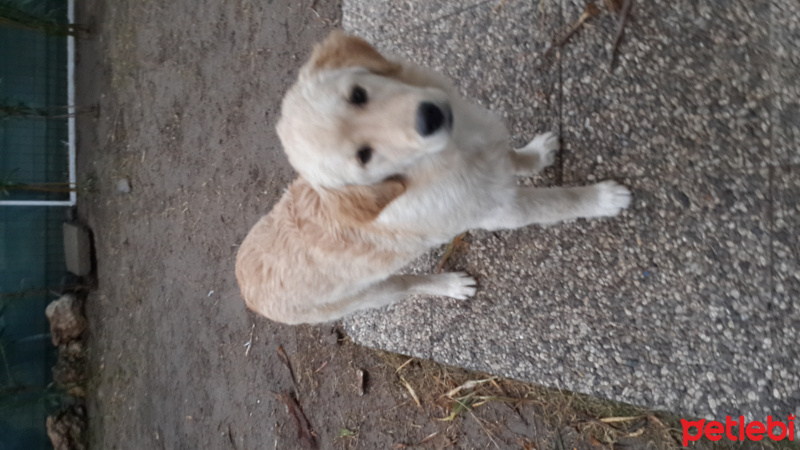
[436,272,477,300]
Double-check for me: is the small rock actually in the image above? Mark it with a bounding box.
[53,342,86,387]
[321,327,344,346]
[53,356,85,386]
[61,341,84,360]
[45,294,87,346]
[66,385,86,398]
[63,223,92,277]
[46,407,86,450]
[116,178,131,194]
[356,369,367,396]
[321,332,339,346]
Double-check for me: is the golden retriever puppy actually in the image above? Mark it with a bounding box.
[236,31,631,324]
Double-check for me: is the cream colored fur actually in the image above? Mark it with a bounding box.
[236,31,631,324]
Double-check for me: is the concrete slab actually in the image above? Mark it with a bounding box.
[343,0,799,423]
[63,222,92,276]
[770,166,800,401]
[343,0,490,44]
[561,0,772,181]
[772,0,800,165]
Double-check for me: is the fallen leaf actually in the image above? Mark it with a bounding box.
[604,0,623,13]
[436,232,467,273]
[516,437,536,450]
[337,428,357,438]
[437,394,475,421]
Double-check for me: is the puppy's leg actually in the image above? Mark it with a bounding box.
[480,180,631,230]
[511,132,559,176]
[307,273,477,323]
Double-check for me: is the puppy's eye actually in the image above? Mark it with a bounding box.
[349,85,368,106]
[356,146,373,165]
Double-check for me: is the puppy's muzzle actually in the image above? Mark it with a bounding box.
[415,102,453,137]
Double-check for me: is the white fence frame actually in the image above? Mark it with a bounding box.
[0,0,77,207]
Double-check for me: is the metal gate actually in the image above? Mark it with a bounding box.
[1,0,76,448]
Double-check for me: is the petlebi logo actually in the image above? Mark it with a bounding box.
[681,415,796,446]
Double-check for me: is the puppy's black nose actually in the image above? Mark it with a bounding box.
[416,102,450,137]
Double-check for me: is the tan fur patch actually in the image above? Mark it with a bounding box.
[302,30,401,78]
[322,176,406,224]
[235,177,409,323]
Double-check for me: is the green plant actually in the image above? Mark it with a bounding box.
[0,327,68,414]
[0,377,69,413]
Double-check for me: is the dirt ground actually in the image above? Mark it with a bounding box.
[72,1,771,449]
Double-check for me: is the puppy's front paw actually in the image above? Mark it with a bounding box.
[592,181,631,217]
[438,272,477,300]
[519,131,559,170]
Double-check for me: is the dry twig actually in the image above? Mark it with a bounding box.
[277,345,300,395]
[399,375,422,410]
[244,323,255,356]
[608,0,634,70]
[599,415,642,424]
[544,2,601,58]
[443,377,498,399]
[395,357,414,374]
[277,391,317,449]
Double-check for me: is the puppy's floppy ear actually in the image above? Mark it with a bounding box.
[301,30,401,78]
[325,177,406,224]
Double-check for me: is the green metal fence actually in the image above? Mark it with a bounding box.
[1,1,73,448]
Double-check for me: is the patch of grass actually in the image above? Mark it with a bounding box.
[372,350,798,450]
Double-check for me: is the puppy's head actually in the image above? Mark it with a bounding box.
[277,31,453,190]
